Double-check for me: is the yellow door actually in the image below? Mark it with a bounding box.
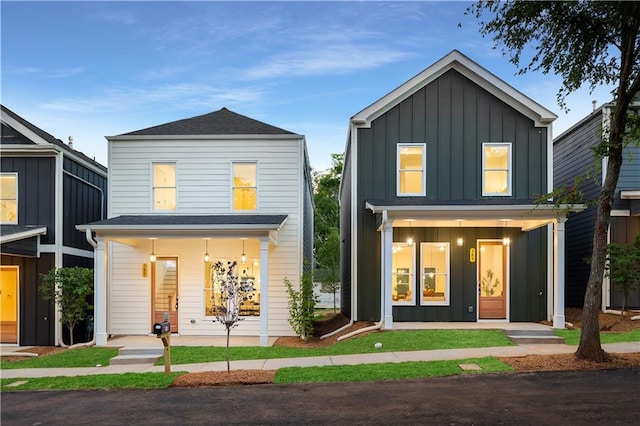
[0,267,18,343]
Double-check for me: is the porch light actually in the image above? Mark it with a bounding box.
[502,219,510,246]
[406,219,415,245]
[457,220,464,246]
[149,239,156,263]
[203,239,210,263]
[241,239,247,263]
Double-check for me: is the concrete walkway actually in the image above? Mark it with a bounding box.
[1,341,638,380]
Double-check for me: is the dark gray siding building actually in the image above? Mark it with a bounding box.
[554,103,640,310]
[340,51,577,329]
[1,105,107,346]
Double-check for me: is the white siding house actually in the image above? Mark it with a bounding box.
[78,108,313,346]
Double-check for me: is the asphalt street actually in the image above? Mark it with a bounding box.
[2,369,639,425]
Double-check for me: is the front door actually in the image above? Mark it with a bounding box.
[0,266,18,343]
[152,258,178,332]
[478,241,507,319]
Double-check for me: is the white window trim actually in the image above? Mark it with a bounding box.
[396,143,426,197]
[392,242,416,306]
[203,257,261,319]
[231,161,258,212]
[420,242,450,306]
[151,162,178,212]
[0,172,18,224]
[482,142,512,197]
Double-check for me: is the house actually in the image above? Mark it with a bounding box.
[1,105,108,346]
[77,108,313,346]
[339,50,581,329]
[554,101,640,311]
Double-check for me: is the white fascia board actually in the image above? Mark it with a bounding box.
[0,145,59,156]
[365,202,584,218]
[0,226,47,244]
[351,50,556,128]
[620,190,640,199]
[106,134,303,142]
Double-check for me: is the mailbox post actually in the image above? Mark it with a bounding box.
[152,320,171,375]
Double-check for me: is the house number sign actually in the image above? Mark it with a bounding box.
[469,248,476,263]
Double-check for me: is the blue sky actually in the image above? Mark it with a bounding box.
[1,1,615,171]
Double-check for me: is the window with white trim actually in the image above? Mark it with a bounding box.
[397,144,426,196]
[232,162,257,211]
[0,173,18,224]
[482,143,512,196]
[420,243,450,306]
[152,162,177,211]
[392,242,415,305]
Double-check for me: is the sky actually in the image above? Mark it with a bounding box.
[1,1,616,171]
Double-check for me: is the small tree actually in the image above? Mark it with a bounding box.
[316,228,341,313]
[284,272,317,341]
[211,260,243,373]
[40,267,93,346]
[605,234,640,316]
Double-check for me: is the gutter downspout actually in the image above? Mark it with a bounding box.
[335,210,388,342]
[64,229,99,349]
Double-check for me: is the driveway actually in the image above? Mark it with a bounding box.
[2,369,639,425]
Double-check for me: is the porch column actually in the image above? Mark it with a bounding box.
[382,215,393,329]
[553,218,567,329]
[259,238,269,346]
[95,237,108,346]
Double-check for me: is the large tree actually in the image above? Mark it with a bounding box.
[469,1,640,361]
[313,153,343,310]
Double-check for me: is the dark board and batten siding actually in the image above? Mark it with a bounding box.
[0,157,56,244]
[354,69,550,321]
[340,152,353,318]
[63,157,107,251]
[553,112,602,307]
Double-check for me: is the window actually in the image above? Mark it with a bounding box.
[397,144,426,196]
[420,243,450,306]
[482,143,512,196]
[0,173,17,223]
[204,255,260,317]
[392,243,415,305]
[233,162,257,211]
[152,163,176,211]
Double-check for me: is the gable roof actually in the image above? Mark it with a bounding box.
[0,104,107,173]
[121,107,297,136]
[351,50,557,128]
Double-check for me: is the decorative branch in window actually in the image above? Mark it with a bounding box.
[481,269,500,296]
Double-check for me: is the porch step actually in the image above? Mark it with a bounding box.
[504,329,565,345]
[110,347,164,365]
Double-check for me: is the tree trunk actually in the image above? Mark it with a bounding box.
[226,327,231,373]
[68,325,74,346]
[576,108,626,362]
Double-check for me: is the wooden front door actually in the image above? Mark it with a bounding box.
[478,241,507,319]
[152,258,178,332]
[0,266,18,343]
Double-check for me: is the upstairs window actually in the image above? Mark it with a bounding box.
[152,163,176,211]
[397,143,426,196]
[0,173,17,223]
[482,143,512,196]
[233,162,257,211]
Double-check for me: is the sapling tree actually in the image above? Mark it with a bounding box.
[211,260,243,372]
[284,272,317,341]
[40,267,93,346]
[605,234,640,316]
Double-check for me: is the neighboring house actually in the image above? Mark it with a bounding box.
[0,105,108,346]
[554,101,640,311]
[77,108,313,346]
[340,50,581,330]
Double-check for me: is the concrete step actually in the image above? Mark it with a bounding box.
[110,347,164,365]
[504,329,565,345]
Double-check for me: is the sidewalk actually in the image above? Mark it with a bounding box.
[2,341,638,379]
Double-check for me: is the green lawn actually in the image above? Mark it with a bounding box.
[0,347,118,370]
[554,328,640,345]
[161,329,514,365]
[0,372,182,391]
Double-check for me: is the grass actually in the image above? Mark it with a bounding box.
[0,347,118,370]
[274,356,512,384]
[161,329,514,365]
[554,328,640,345]
[0,372,183,392]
